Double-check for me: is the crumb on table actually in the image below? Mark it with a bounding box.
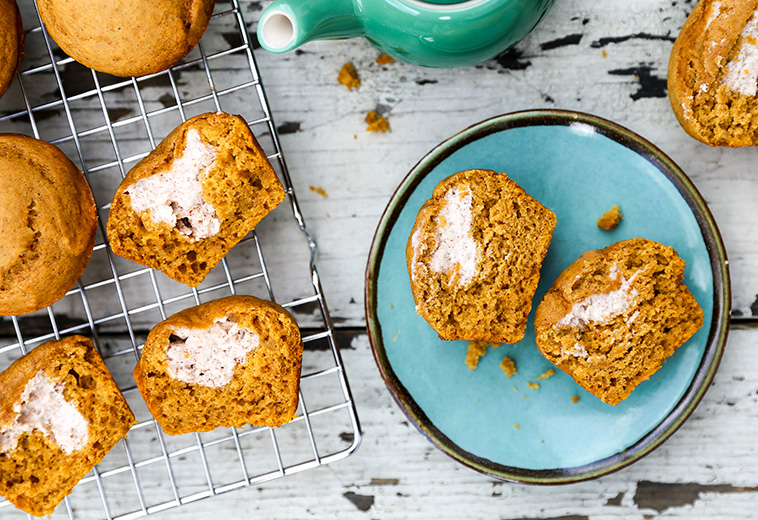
[376,53,395,65]
[500,356,517,378]
[514,423,520,430]
[536,368,555,381]
[527,381,540,390]
[366,111,390,133]
[309,186,328,198]
[465,340,499,370]
[597,204,622,230]
[572,395,580,404]
[338,62,360,90]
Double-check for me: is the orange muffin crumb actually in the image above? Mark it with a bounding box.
[338,62,360,90]
[536,368,555,381]
[572,395,580,404]
[597,205,622,230]
[465,340,499,370]
[527,381,540,390]
[366,110,390,133]
[309,185,328,197]
[500,356,517,378]
[376,53,395,65]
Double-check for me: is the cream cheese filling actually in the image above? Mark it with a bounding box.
[723,9,758,96]
[429,186,479,287]
[165,317,260,388]
[0,370,89,455]
[126,129,221,241]
[556,265,641,330]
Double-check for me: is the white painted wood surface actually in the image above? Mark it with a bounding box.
[2,0,758,518]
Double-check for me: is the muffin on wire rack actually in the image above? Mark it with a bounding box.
[0,336,136,516]
[133,295,303,435]
[107,112,285,287]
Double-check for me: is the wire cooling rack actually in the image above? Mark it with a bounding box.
[0,1,360,519]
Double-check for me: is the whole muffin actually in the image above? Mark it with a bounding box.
[0,134,98,316]
[37,0,216,77]
[0,0,24,99]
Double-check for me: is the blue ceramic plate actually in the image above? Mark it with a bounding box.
[365,110,730,483]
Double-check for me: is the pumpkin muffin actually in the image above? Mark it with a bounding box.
[0,336,136,516]
[668,0,758,146]
[534,238,704,405]
[0,0,23,99]
[0,134,98,316]
[407,169,556,343]
[37,0,215,77]
[133,295,303,435]
[106,112,285,287]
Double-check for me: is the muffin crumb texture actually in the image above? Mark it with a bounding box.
[376,53,395,65]
[500,356,517,378]
[465,340,499,370]
[597,205,622,230]
[366,110,390,132]
[338,62,360,90]
[0,336,135,516]
[107,112,285,287]
[133,296,303,435]
[668,0,758,146]
[535,238,704,405]
[407,169,556,343]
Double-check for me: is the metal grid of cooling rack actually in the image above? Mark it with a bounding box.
[0,1,361,519]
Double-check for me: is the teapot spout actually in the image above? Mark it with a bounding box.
[258,0,364,53]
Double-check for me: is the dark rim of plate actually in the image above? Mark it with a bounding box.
[364,109,731,484]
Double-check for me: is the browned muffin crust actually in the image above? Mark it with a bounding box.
[106,112,285,287]
[133,295,303,435]
[668,0,758,146]
[534,238,704,405]
[0,336,136,516]
[37,0,215,77]
[0,134,98,316]
[0,0,24,99]
[406,169,556,344]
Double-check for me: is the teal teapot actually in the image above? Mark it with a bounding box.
[257,0,557,68]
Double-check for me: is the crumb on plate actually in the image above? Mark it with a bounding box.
[597,204,622,230]
[536,368,555,381]
[500,356,517,378]
[465,340,499,370]
[572,395,580,404]
[527,381,540,390]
